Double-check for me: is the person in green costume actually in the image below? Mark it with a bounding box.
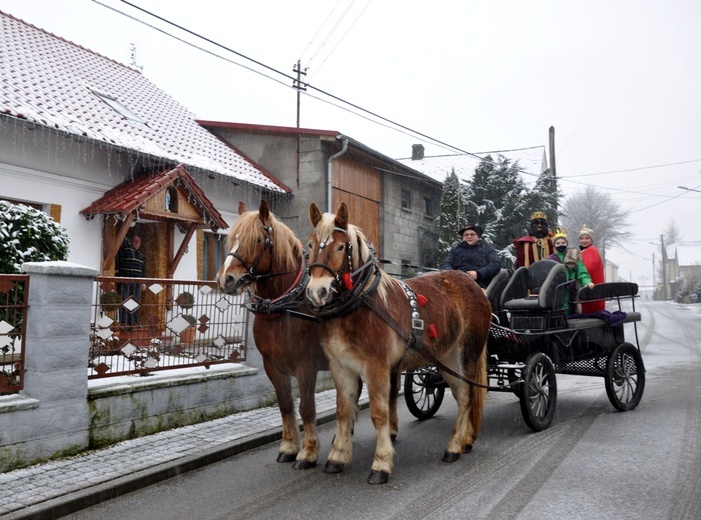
[547,229,594,314]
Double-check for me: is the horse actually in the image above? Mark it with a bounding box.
[305,202,491,485]
[216,200,327,469]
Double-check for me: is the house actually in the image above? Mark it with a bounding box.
[200,122,444,275]
[0,10,288,282]
[665,241,701,301]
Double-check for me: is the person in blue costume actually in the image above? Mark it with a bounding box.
[442,223,501,289]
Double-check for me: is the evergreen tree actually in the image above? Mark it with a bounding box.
[437,169,465,260]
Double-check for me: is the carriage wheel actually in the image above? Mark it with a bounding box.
[519,352,557,432]
[605,342,645,411]
[404,366,445,420]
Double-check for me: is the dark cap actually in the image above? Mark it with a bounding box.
[458,224,484,237]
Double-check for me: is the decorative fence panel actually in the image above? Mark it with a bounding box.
[0,274,28,393]
[90,276,248,379]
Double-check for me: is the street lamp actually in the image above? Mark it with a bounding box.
[678,185,701,193]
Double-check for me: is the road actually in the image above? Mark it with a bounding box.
[65,300,701,520]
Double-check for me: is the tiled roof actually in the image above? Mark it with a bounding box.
[0,11,286,193]
[395,146,548,185]
[80,164,228,231]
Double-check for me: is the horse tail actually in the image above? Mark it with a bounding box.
[470,339,488,439]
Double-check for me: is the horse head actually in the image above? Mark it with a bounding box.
[306,202,373,307]
[217,200,276,295]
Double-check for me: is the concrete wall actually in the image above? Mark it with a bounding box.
[0,262,332,473]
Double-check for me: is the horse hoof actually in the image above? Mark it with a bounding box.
[442,451,461,463]
[367,470,390,485]
[463,444,473,454]
[277,453,297,463]
[323,461,344,474]
[292,460,317,470]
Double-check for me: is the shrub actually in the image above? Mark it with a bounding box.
[0,200,70,274]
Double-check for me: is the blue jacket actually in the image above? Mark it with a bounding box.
[442,240,501,288]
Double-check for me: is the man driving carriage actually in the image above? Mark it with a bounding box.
[441,223,502,288]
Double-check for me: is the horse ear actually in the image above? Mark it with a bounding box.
[259,199,270,224]
[335,202,349,229]
[238,201,247,214]
[309,203,323,228]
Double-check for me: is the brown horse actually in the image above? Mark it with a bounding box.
[216,200,327,469]
[305,202,491,485]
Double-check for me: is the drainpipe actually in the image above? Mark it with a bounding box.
[327,136,349,212]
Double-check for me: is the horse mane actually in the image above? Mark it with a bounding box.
[227,210,302,272]
[313,213,392,303]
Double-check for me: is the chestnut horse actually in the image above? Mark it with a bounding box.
[216,200,327,469]
[305,202,491,485]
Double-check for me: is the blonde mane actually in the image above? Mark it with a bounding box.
[227,210,302,272]
[313,213,392,303]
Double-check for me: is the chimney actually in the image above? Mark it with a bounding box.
[411,144,424,160]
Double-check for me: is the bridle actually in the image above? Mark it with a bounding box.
[225,224,274,293]
[308,226,381,318]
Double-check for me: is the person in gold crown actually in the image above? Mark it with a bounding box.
[547,229,594,313]
[512,211,554,268]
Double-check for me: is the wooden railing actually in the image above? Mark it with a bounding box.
[90,277,248,379]
[0,274,29,393]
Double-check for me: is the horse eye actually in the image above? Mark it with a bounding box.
[337,244,344,251]
[257,237,262,244]
[307,242,313,250]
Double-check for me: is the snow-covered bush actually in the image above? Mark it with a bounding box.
[0,200,70,273]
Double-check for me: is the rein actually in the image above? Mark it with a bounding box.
[366,280,520,391]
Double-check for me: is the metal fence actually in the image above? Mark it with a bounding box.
[90,277,248,379]
[0,274,29,393]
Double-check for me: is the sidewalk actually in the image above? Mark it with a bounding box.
[0,388,368,520]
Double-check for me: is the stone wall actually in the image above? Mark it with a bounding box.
[0,261,331,473]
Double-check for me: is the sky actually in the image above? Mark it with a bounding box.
[1,0,700,288]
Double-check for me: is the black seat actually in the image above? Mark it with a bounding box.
[499,260,568,330]
[485,268,511,323]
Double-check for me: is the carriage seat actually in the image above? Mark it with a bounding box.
[500,260,567,311]
[577,281,639,301]
[485,268,511,324]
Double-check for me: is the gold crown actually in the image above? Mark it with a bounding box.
[579,225,594,237]
[530,211,548,221]
[552,228,568,242]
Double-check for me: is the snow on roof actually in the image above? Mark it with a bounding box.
[0,11,285,192]
[667,241,701,266]
[396,146,548,185]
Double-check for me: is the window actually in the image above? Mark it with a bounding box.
[423,197,432,217]
[91,89,148,126]
[401,189,411,210]
[203,232,227,280]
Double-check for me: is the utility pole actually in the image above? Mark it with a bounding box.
[660,234,667,300]
[292,60,307,188]
[548,126,558,223]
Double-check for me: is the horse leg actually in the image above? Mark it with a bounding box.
[389,368,400,442]
[292,366,319,470]
[263,362,299,463]
[440,349,473,462]
[324,360,360,474]
[365,363,395,485]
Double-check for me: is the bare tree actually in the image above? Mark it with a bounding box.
[559,185,632,257]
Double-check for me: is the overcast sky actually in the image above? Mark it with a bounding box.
[2,0,700,286]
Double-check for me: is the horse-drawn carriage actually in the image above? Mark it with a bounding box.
[405,260,645,431]
[218,200,645,485]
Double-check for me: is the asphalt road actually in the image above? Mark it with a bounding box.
[64,300,701,520]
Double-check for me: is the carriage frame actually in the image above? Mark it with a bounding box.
[404,263,645,431]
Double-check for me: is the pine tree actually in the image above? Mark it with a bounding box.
[438,169,465,261]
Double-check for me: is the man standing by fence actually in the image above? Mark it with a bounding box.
[116,234,146,325]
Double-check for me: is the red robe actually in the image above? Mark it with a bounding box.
[580,245,605,313]
[512,235,554,268]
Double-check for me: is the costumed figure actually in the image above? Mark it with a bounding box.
[547,229,594,314]
[442,223,501,288]
[578,225,605,313]
[512,211,554,268]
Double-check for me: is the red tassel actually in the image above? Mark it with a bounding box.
[342,273,353,290]
[417,294,428,306]
[428,324,438,339]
